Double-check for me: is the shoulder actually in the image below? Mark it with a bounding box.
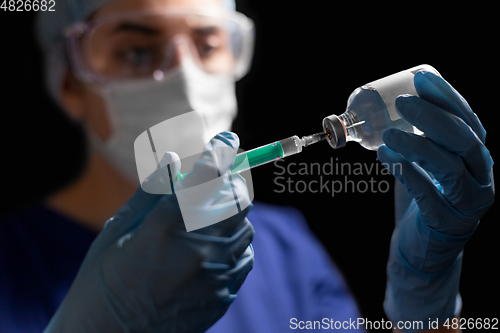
[0,204,96,285]
[246,201,332,270]
[237,201,363,324]
[0,205,96,332]
[247,201,310,235]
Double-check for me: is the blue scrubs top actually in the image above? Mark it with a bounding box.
[0,201,364,332]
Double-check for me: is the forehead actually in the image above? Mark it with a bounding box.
[94,0,226,19]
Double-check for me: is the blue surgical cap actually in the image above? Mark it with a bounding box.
[36,0,236,102]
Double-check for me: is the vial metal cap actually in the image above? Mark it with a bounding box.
[322,115,347,149]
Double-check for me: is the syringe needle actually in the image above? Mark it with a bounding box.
[301,132,328,147]
[280,132,328,158]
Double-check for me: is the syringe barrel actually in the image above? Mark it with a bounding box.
[279,136,303,158]
[231,141,284,174]
[178,132,325,180]
[177,141,284,180]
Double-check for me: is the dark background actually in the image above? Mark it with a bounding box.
[1,2,498,331]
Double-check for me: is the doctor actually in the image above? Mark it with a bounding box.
[0,0,493,332]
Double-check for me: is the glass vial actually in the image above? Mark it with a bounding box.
[323,64,440,151]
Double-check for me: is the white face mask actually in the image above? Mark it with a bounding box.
[90,59,238,184]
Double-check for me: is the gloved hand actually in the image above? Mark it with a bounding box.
[378,71,494,331]
[44,131,255,333]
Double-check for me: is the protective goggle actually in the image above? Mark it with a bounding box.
[64,7,255,83]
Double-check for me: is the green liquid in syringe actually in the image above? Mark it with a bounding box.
[178,132,326,181]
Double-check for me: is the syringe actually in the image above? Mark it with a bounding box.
[230,132,327,174]
[178,132,327,180]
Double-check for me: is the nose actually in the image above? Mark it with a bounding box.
[169,37,191,68]
[168,34,204,69]
[153,35,201,81]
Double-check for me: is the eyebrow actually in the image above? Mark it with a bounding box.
[112,22,161,35]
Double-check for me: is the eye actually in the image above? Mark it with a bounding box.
[193,26,226,57]
[113,44,164,76]
[198,41,217,57]
[123,47,154,67]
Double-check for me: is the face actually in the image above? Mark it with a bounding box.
[62,0,233,141]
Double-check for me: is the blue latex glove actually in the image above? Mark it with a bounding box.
[378,71,494,331]
[44,132,255,333]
